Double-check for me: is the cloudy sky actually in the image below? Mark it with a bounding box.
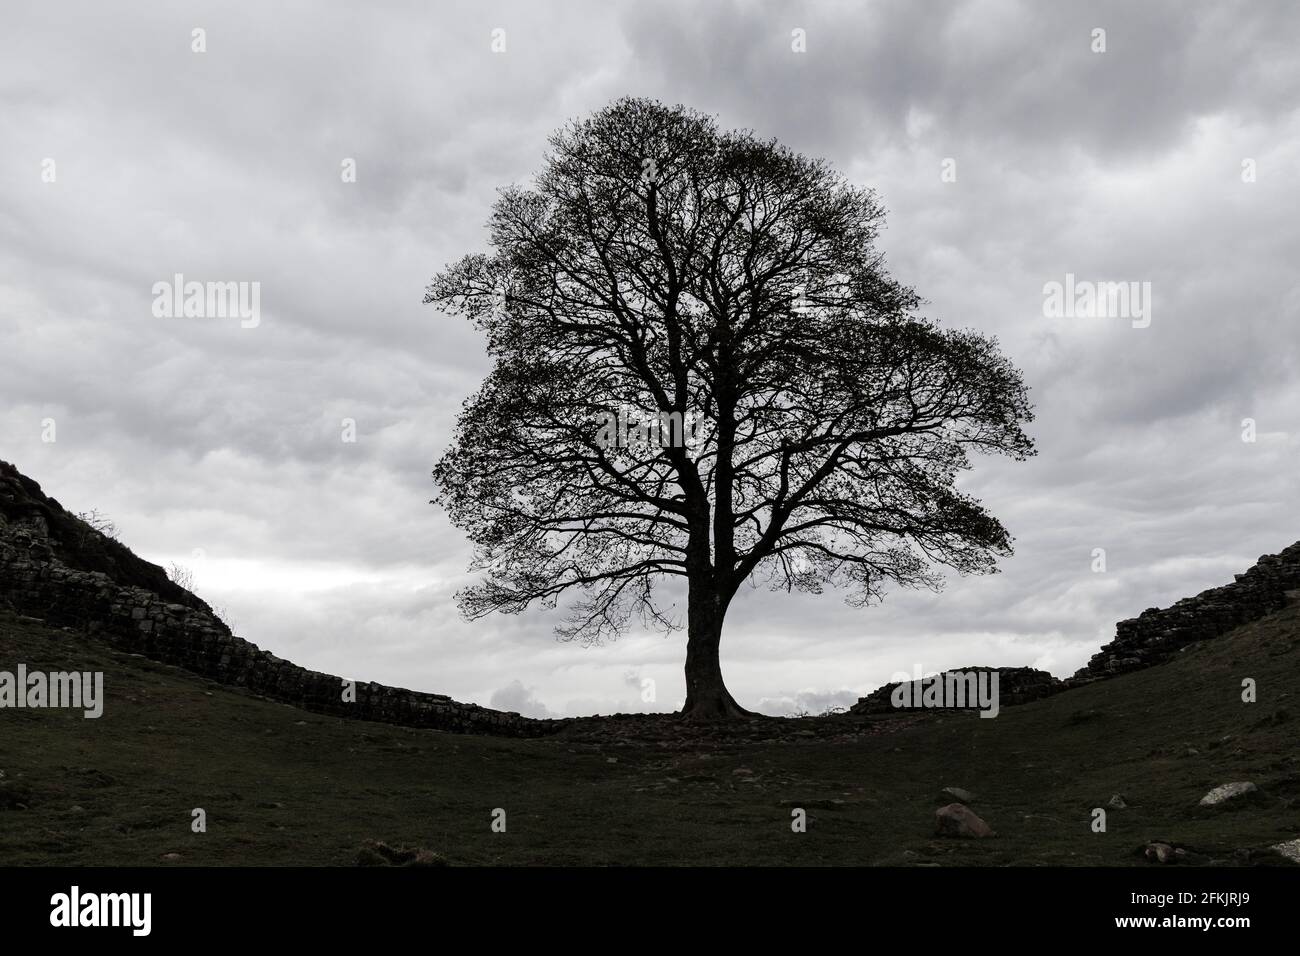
[3,0,1298,717]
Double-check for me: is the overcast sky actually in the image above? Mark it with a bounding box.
[3,0,1298,717]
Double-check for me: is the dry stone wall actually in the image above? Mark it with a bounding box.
[851,541,1300,713]
[0,461,557,737]
[850,665,1065,715]
[1074,541,1300,678]
[5,460,1299,731]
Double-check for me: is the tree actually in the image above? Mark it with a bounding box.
[75,509,118,544]
[426,97,1035,720]
[167,561,195,602]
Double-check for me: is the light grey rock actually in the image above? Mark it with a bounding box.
[1271,839,1300,863]
[1198,781,1258,806]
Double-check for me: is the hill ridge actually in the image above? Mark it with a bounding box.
[0,460,548,736]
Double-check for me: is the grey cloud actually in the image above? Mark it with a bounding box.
[489,679,558,718]
[2,1,1297,717]
[617,0,1300,162]
[757,689,861,718]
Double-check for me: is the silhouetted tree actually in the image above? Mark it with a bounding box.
[427,97,1035,720]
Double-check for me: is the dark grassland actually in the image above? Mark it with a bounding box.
[2,607,1297,866]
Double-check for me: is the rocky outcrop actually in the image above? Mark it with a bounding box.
[1074,542,1300,678]
[0,461,560,738]
[0,461,200,608]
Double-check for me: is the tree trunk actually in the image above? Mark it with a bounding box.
[680,589,755,721]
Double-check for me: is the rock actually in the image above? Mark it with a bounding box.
[1271,839,1300,863]
[1108,793,1128,809]
[934,803,996,838]
[355,840,448,867]
[161,853,182,861]
[1198,782,1260,807]
[1143,842,1185,864]
[939,787,975,805]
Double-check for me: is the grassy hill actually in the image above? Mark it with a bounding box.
[2,603,1297,866]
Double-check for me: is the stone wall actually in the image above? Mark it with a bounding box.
[6,460,1299,731]
[0,462,559,738]
[850,666,1064,715]
[1074,541,1300,679]
[852,540,1300,714]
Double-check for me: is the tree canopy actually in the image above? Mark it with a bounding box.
[427,97,1035,718]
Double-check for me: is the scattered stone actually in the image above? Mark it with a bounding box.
[939,786,974,805]
[1198,782,1259,807]
[161,853,182,861]
[934,803,996,838]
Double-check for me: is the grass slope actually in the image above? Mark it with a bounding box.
[2,607,1297,866]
